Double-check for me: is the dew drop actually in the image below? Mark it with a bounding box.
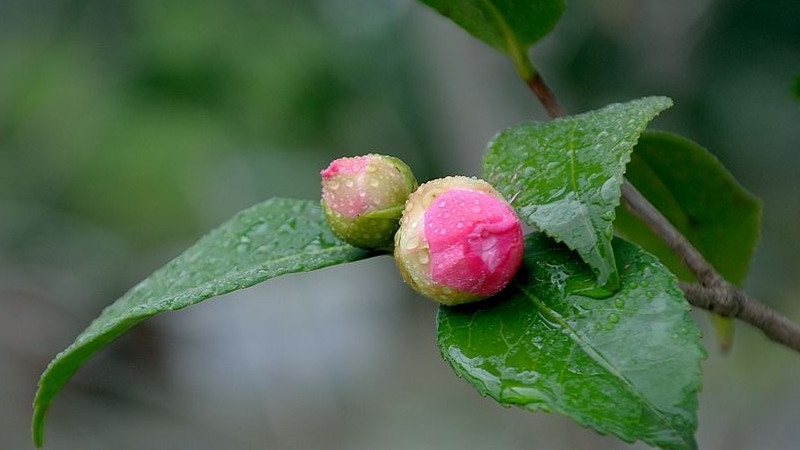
[328,181,340,190]
[365,165,377,173]
[615,299,624,308]
[369,179,380,187]
[418,252,430,264]
[608,313,620,323]
[345,180,354,188]
[405,236,420,250]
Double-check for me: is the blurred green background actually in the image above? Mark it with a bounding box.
[2,0,800,448]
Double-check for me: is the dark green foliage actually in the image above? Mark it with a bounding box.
[417,0,564,77]
[32,199,372,447]
[438,233,704,450]
[615,131,762,287]
[483,97,672,293]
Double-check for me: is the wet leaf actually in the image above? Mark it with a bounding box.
[615,131,762,351]
[483,97,672,292]
[438,233,704,450]
[416,0,564,77]
[32,198,372,447]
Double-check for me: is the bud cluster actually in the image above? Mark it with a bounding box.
[321,156,523,305]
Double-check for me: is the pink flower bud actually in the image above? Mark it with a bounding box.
[321,154,417,250]
[394,176,524,305]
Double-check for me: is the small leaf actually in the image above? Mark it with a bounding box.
[32,198,373,447]
[438,233,705,450]
[416,0,565,78]
[710,314,735,353]
[614,131,762,350]
[483,97,672,292]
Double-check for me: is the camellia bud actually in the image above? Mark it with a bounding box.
[321,154,417,250]
[394,176,524,305]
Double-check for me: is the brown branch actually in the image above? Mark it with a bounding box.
[679,282,800,352]
[525,73,566,119]
[620,183,722,287]
[523,69,800,354]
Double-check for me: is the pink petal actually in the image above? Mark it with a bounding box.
[424,189,523,296]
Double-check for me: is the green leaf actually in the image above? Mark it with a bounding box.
[32,198,372,447]
[614,131,761,351]
[614,131,761,287]
[483,97,673,293]
[709,314,735,353]
[416,0,565,78]
[438,233,705,450]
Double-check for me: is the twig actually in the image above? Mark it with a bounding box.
[680,282,800,352]
[525,73,566,119]
[620,183,722,288]
[523,70,800,354]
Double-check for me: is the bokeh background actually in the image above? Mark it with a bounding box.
[2,0,800,448]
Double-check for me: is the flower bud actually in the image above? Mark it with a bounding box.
[394,176,524,305]
[321,154,417,250]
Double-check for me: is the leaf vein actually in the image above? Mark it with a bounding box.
[515,282,690,445]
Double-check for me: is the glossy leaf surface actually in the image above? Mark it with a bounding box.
[32,198,372,447]
[438,233,704,449]
[484,97,672,292]
[417,0,564,77]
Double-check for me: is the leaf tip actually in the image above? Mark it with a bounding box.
[32,404,47,447]
[711,314,735,353]
[649,95,674,109]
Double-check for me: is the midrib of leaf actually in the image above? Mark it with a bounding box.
[566,122,596,251]
[477,0,533,78]
[110,244,359,319]
[562,122,618,289]
[39,244,361,350]
[515,282,691,447]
